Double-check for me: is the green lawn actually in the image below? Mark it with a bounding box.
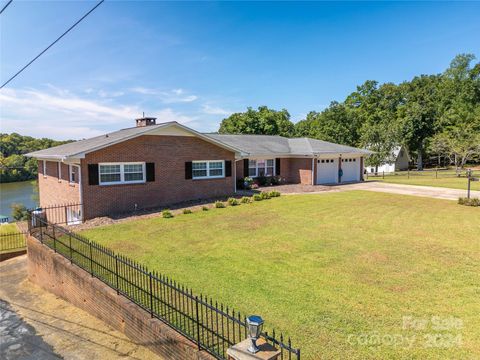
[0,223,25,253]
[366,170,480,191]
[81,192,480,359]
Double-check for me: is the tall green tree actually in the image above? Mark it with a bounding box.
[218,106,294,137]
[294,101,360,146]
[0,133,72,183]
[397,75,441,170]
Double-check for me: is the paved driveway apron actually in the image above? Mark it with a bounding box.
[0,299,61,360]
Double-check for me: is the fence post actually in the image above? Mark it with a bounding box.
[382,171,384,179]
[69,232,73,263]
[52,225,56,253]
[115,255,119,295]
[89,241,94,277]
[149,272,154,318]
[195,296,201,350]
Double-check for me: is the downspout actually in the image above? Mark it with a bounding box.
[78,161,84,221]
[234,159,237,193]
[311,157,315,185]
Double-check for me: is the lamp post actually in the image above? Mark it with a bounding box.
[246,315,264,354]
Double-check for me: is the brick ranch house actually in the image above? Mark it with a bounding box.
[27,118,371,221]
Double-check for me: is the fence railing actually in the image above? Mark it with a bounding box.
[28,216,300,360]
[0,232,27,252]
[365,168,475,180]
[31,203,83,226]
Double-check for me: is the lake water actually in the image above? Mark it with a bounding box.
[0,181,39,220]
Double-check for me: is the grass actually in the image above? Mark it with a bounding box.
[80,192,479,359]
[0,223,25,253]
[366,169,480,191]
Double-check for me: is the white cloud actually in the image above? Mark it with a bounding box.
[130,87,198,103]
[201,104,232,116]
[0,87,196,140]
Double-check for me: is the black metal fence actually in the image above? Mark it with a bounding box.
[365,168,474,180]
[29,215,300,360]
[0,232,27,252]
[31,203,83,226]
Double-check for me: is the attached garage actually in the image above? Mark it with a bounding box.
[340,157,361,182]
[316,158,338,184]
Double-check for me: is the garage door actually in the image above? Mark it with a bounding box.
[341,157,360,182]
[316,158,338,184]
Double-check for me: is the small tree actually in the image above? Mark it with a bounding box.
[11,203,29,221]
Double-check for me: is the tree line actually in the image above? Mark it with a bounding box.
[0,133,72,183]
[219,54,480,170]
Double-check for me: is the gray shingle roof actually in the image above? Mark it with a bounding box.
[208,134,372,156]
[27,121,372,159]
[27,122,176,159]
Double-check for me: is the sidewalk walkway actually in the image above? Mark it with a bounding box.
[0,256,163,360]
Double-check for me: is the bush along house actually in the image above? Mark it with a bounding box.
[27,118,372,221]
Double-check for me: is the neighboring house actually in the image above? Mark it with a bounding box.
[27,118,371,221]
[365,146,410,174]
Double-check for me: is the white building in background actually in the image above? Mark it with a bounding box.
[366,146,410,174]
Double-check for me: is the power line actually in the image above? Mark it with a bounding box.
[0,0,13,15]
[0,0,104,89]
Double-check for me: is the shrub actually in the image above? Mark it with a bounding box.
[215,201,225,208]
[252,194,262,201]
[260,191,271,200]
[202,206,209,211]
[458,197,480,207]
[162,209,173,218]
[227,197,239,206]
[11,203,29,221]
[183,209,192,214]
[240,196,251,204]
[243,177,254,190]
[269,190,281,198]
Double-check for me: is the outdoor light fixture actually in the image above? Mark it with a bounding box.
[246,315,264,353]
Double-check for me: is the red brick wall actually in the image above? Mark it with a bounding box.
[27,236,214,360]
[234,157,313,185]
[38,160,81,207]
[81,135,235,219]
[285,158,313,185]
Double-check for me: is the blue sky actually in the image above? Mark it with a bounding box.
[1,1,479,140]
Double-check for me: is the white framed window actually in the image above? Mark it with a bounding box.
[57,162,62,180]
[42,160,47,178]
[248,160,257,177]
[248,158,275,177]
[69,165,79,183]
[99,162,145,185]
[192,160,225,179]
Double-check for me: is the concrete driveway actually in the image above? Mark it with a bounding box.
[0,256,163,360]
[331,181,480,201]
[260,181,479,201]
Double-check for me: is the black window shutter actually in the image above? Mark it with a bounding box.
[275,158,281,176]
[243,159,249,177]
[88,164,99,185]
[146,162,155,182]
[225,160,232,177]
[185,161,192,180]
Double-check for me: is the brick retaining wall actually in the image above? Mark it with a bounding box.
[27,235,214,360]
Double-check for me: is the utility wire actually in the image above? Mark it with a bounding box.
[0,0,104,89]
[0,0,13,15]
